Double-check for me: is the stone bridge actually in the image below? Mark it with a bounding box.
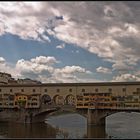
[40,91,140,126]
[1,82,140,125]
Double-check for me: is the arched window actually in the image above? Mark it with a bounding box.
[41,94,51,104]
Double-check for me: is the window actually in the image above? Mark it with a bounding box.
[10,89,13,92]
[31,103,37,106]
[83,93,89,96]
[95,88,98,92]
[84,103,88,106]
[57,89,60,92]
[21,89,24,92]
[82,89,85,92]
[0,89,1,92]
[108,88,112,92]
[69,89,72,92]
[137,88,140,92]
[32,98,37,101]
[33,89,36,92]
[44,89,47,92]
[77,98,83,101]
[122,88,126,92]
[112,97,117,101]
[9,103,13,106]
[134,99,138,102]
[77,103,83,106]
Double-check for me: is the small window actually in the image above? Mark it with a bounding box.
[69,89,72,92]
[84,103,88,106]
[24,97,26,100]
[10,89,13,92]
[44,89,47,92]
[33,89,36,92]
[82,89,85,92]
[21,89,24,92]
[108,88,112,92]
[122,88,126,92]
[137,88,140,92]
[95,88,98,92]
[83,93,89,96]
[0,89,1,92]
[57,89,60,92]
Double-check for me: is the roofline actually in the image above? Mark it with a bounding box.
[0,81,140,87]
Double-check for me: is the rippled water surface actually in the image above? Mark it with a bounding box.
[0,112,140,138]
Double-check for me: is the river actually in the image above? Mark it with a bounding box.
[0,112,140,139]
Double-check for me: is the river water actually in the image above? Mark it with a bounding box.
[0,112,140,139]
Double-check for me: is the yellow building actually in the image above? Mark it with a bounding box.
[0,79,140,110]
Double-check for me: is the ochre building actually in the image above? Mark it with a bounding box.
[0,80,140,110]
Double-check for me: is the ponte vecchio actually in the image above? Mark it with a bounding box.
[0,72,140,126]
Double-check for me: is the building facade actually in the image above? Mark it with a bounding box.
[0,82,140,110]
[0,72,140,110]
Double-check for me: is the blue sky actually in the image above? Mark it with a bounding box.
[0,2,140,83]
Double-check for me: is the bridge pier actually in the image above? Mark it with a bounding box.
[87,109,106,126]
[87,124,106,138]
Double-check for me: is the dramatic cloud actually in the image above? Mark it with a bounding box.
[47,65,92,83]
[0,56,92,83]
[96,66,112,74]
[0,2,140,82]
[16,56,56,74]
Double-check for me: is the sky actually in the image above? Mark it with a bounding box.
[0,1,140,83]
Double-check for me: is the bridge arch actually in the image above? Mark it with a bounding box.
[53,95,64,105]
[86,108,140,125]
[65,94,76,106]
[40,94,52,104]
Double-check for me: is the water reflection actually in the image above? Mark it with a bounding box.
[0,112,140,138]
[0,122,57,138]
[86,125,107,138]
[0,114,108,139]
[46,113,107,138]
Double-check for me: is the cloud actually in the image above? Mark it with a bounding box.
[2,55,140,83]
[55,65,91,74]
[30,56,59,65]
[48,65,92,83]
[112,61,134,72]
[0,2,140,78]
[0,57,21,78]
[0,2,52,42]
[56,43,65,49]
[0,57,5,64]
[96,66,112,74]
[16,56,57,74]
[112,73,140,82]
[0,56,92,83]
